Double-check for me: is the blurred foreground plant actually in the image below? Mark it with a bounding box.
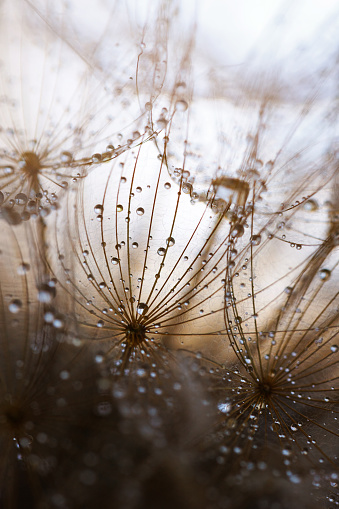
[0,0,338,508]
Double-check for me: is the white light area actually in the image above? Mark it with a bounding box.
[218,401,231,414]
[194,0,339,65]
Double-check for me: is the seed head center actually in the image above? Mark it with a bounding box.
[125,322,147,347]
[19,151,42,177]
[257,381,273,398]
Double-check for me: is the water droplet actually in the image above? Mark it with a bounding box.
[289,474,301,484]
[164,182,171,189]
[156,118,168,129]
[132,242,138,249]
[60,151,73,163]
[9,299,22,313]
[136,187,142,193]
[157,247,166,256]
[38,284,56,303]
[44,311,54,323]
[111,257,119,265]
[17,263,30,275]
[303,199,318,211]
[92,153,102,163]
[331,345,338,353]
[230,224,245,238]
[116,204,123,212]
[136,207,144,216]
[218,401,231,414]
[137,303,148,315]
[282,447,292,457]
[94,204,103,214]
[15,193,28,205]
[251,234,261,246]
[96,401,112,416]
[166,237,175,247]
[53,316,64,329]
[175,99,188,111]
[182,182,192,194]
[319,268,331,281]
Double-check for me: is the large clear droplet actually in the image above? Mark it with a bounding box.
[94,204,103,214]
[166,237,175,247]
[15,193,28,205]
[230,224,245,238]
[137,303,148,315]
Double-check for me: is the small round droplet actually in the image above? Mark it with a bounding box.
[94,204,103,214]
[132,242,138,249]
[164,182,171,189]
[157,247,166,256]
[17,263,30,275]
[38,284,56,303]
[136,187,142,193]
[116,204,123,212]
[303,199,318,212]
[156,118,168,129]
[230,224,245,238]
[9,299,22,313]
[331,345,338,353]
[175,99,188,111]
[44,311,54,323]
[319,268,331,281]
[166,237,175,247]
[111,257,119,265]
[182,182,192,194]
[137,303,148,315]
[60,151,73,163]
[251,234,261,246]
[92,153,102,163]
[136,207,144,216]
